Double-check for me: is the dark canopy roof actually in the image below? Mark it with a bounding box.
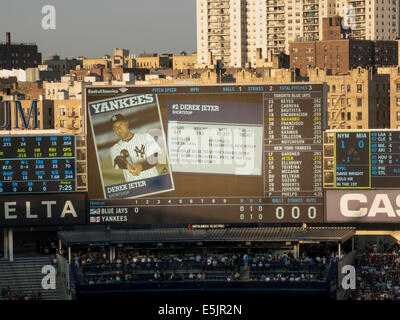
[58,227,355,246]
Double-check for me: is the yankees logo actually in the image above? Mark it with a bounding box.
[134,144,146,158]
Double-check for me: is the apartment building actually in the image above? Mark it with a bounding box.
[45,79,83,100]
[53,100,83,134]
[197,0,399,67]
[309,67,390,129]
[173,53,198,69]
[197,0,336,66]
[197,0,246,67]
[336,0,399,40]
[377,67,400,129]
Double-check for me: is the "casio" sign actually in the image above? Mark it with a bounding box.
[340,193,400,217]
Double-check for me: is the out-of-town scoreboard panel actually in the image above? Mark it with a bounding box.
[0,135,76,193]
[323,130,400,189]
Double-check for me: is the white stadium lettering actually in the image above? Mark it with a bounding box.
[61,200,77,218]
[4,202,17,219]
[42,201,57,218]
[340,193,400,218]
[26,201,38,219]
[1,200,79,220]
[340,194,368,217]
[368,194,396,217]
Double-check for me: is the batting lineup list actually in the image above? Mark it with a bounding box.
[0,136,76,193]
[335,131,400,188]
[264,87,324,204]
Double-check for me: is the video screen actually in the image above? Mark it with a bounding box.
[86,84,326,224]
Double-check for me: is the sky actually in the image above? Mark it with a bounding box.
[0,0,197,60]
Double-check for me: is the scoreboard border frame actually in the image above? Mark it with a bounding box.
[83,83,327,225]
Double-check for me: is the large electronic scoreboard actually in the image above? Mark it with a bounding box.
[323,130,400,189]
[86,84,327,225]
[0,135,76,193]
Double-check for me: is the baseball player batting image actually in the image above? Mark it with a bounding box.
[88,91,175,199]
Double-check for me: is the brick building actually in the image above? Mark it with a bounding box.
[0,32,41,69]
[309,67,390,130]
[15,82,45,100]
[377,67,400,129]
[290,18,398,77]
[69,67,148,82]
[135,53,172,69]
[43,55,83,76]
[0,77,17,98]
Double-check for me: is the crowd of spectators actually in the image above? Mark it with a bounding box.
[1,287,42,300]
[72,248,339,285]
[73,249,341,270]
[74,251,242,272]
[351,243,400,300]
[249,272,323,282]
[248,251,338,270]
[83,270,244,285]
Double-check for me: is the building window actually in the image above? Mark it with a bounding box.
[357,98,362,107]
[357,112,362,120]
[60,120,65,128]
[347,112,351,120]
[397,98,400,106]
[357,84,363,93]
[332,85,336,92]
[60,106,66,116]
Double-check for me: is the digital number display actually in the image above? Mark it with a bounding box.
[0,135,76,193]
[325,130,400,189]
